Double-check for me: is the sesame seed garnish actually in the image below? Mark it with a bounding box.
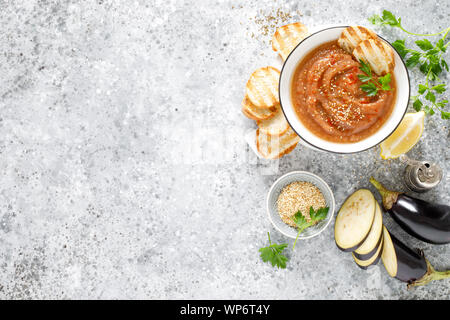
[277,181,326,228]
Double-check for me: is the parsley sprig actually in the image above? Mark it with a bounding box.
[259,232,289,269]
[358,60,392,97]
[292,206,329,249]
[259,207,329,269]
[369,10,450,119]
[369,10,450,37]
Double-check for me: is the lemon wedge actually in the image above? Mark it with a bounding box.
[380,111,425,160]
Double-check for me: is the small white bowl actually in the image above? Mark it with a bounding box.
[279,26,410,154]
[267,171,335,239]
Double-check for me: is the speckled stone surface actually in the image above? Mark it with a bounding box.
[0,0,449,299]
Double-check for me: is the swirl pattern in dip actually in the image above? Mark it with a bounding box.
[291,41,396,143]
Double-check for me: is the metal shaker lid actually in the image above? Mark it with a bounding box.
[400,155,443,192]
[416,162,443,187]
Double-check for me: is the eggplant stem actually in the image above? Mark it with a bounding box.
[407,259,450,289]
[369,177,401,210]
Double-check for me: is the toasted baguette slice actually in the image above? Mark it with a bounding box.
[241,95,276,121]
[272,22,309,61]
[353,39,395,75]
[256,105,289,136]
[256,127,300,159]
[338,26,377,53]
[245,66,280,109]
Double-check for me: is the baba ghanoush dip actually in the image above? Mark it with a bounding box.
[291,40,396,143]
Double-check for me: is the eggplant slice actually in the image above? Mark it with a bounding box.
[352,236,383,269]
[381,226,398,277]
[353,201,383,260]
[381,226,450,288]
[335,189,376,252]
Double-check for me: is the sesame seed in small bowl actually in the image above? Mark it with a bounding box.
[267,171,335,241]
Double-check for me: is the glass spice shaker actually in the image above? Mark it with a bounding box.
[399,154,443,193]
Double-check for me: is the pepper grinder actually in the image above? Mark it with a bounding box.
[399,154,443,193]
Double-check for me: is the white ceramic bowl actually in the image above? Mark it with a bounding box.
[267,171,335,239]
[279,26,410,154]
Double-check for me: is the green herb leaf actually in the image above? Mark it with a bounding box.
[381,10,401,27]
[441,111,450,119]
[418,84,428,94]
[431,84,446,94]
[368,14,383,26]
[310,207,330,221]
[413,98,423,111]
[292,207,329,249]
[378,73,392,90]
[292,211,310,230]
[426,49,440,63]
[419,62,430,75]
[436,39,446,52]
[406,52,421,68]
[415,39,434,51]
[425,91,436,103]
[424,105,435,115]
[357,74,371,82]
[431,63,443,78]
[360,83,378,96]
[270,249,288,268]
[391,39,408,58]
[437,100,449,108]
[259,246,275,263]
[259,232,289,269]
[359,59,372,76]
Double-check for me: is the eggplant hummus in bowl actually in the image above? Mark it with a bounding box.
[279,26,410,153]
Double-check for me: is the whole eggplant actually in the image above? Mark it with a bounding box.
[383,228,450,289]
[370,177,450,244]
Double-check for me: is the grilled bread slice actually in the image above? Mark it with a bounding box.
[338,26,377,53]
[241,95,276,121]
[272,22,309,61]
[245,66,280,108]
[353,38,395,75]
[256,127,300,159]
[256,105,289,136]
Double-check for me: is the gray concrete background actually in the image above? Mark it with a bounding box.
[0,0,449,299]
